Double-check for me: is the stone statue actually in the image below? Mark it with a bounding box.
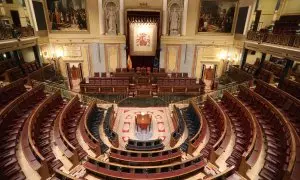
[169,8,180,35]
[106,6,117,34]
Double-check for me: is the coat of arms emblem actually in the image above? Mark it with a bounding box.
[136,33,150,47]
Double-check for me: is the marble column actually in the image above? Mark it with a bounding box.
[98,0,105,35]
[181,0,188,35]
[162,0,168,35]
[119,0,124,35]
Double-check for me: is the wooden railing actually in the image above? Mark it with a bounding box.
[239,85,296,180]
[109,147,181,166]
[84,155,206,180]
[170,105,185,147]
[79,101,101,156]
[206,95,231,163]
[247,31,300,48]
[24,91,61,179]
[54,96,80,166]
[187,102,207,155]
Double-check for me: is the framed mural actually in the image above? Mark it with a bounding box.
[129,22,158,56]
[46,0,87,31]
[198,0,237,33]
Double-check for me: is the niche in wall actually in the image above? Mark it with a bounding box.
[32,1,47,30]
[235,6,249,34]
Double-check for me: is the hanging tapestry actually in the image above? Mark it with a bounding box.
[129,22,157,56]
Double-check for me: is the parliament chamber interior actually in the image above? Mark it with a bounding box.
[0,0,300,179]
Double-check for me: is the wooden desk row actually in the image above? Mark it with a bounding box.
[126,139,164,151]
[238,85,295,180]
[200,96,230,163]
[0,84,46,179]
[228,66,254,83]
[280,78,300,101]
[84,155,206,180]
[23,90,65,179]
[54,95,86,166]
[0,78,26,109]
[187,102,207,155]
[103,106,119,147]
[254,80,300,180]
[79,101,103,156]
[170,105,185,147]
[109,147,181,166]
[220,91,259,175]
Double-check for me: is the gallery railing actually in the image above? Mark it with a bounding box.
[31,80,112,105]
[246,31,300,48]
[0,25,35,41]
[173,80,251,105]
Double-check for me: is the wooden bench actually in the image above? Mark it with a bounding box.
[220,91,259,176]
[238,85,296,180]
[186,102,207,155]
[126,139,164,151]
[254,80,300,179]
[279,78,300,100]
[79,101,102,156]
[200,96,231,163]
[0,84,45,180]
[109,147,181,166]
[84,155,206,180]
[54,95,86,166]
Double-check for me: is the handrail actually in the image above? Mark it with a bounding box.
[187,101,207,154]
[189,101,205,145]
[239,85,296,176]
[82,101,99,143]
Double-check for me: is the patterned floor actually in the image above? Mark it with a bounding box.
[113,107,174,149]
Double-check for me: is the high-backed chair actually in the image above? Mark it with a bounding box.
[94,72,100,77]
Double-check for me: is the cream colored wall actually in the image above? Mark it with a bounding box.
[0,2,31,27]
[282,0,300,15]
[165,45,181,72]
[21,47,35,62]
[186,0,200,36]
[192,46,240,79]
[51,44,92,79]
[256,0,277,28]
[246,51,262,65]
[125,0,162,9]
[41,0,255,82]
